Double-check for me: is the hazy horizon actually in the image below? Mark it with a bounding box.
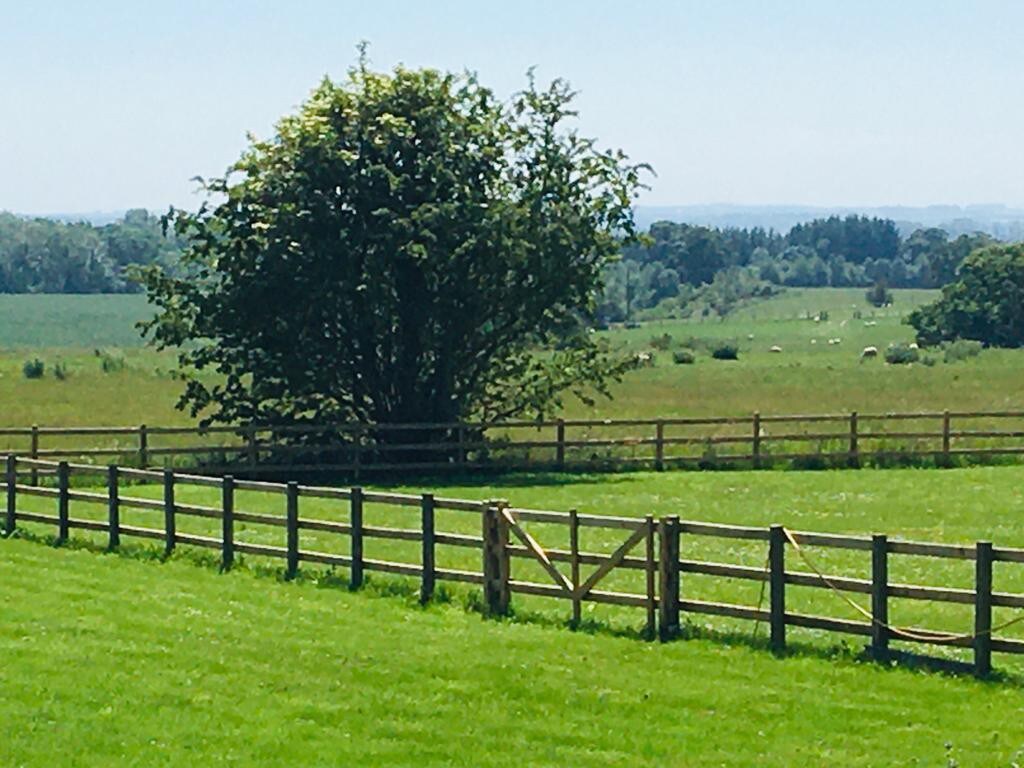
[3,1,1023,213]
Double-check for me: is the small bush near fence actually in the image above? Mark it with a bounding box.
[673,349,696,365]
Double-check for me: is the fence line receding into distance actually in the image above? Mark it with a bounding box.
[3,410,1024,477]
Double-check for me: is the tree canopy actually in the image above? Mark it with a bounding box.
[908,243,1024,348]
[139,58,647,429]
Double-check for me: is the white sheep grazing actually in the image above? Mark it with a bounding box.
[747,333,755,341]
[909,342,919,350]
[861,346,879,361]
[811,339,817,345]
[770,345,783,353]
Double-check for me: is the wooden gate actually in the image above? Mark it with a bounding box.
[499,508,657,636]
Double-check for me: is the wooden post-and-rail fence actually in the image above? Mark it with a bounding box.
[3,409,1024,479]
[4,455,1024,678]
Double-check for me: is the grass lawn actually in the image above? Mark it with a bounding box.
[2,536,1024,766]
[10,465,1024,671]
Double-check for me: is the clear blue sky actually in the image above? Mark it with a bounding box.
[2,0,1022,214]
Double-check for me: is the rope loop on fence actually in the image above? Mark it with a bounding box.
[782,527,1024,644]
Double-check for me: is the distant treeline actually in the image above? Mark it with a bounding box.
[0,209,1003,318]
[600,215,998,321]
[0,210,180,293]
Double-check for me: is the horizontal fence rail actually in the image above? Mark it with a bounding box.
[4,455,1024,678]
[3,409,1024,479]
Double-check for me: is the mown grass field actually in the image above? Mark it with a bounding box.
[11,465,1024,669]
[3,532,1024,767]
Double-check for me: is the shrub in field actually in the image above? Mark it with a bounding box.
[920,354,937,367]
[22,358,44,379]
[672,349,696,365]
[99,351,126,373]
[866,280,894,308]
[943,339,983,363]
[650,333,673,351]
[711,342,739,361]
[54,361,70,380]
[885,343,919,365]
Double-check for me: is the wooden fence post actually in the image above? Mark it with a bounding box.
[481,503,510,616]
[5,455,16,536]
[645,515,656,640]
[285,481,299,579]
[942,410,952,466]
[870,534,888,660]
[30,425,39,487]
[352,432,362,482]
[163,469,175,555]
[848,411,860,468]
[57,461,70,543]
[752,412,762,469]
[457,425,467,467]
[654,421,665,472]
[247,425,258,468]
[658,515,681,642]
[107,465,120,549]
[769,525,786,654]
[569,508,581,627]
[974,540,993,677]
[221,475,234,571]
[350,486,364,588]
[138,424,149,468]
[556,419,566,470]
[420,493,435,604]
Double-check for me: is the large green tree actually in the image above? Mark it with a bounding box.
[908,243,1024,348]
[140,57,647,432]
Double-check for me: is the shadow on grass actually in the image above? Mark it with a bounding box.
[9,528,1023,687]
[360,470,657,491]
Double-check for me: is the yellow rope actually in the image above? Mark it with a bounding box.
[781,527,1024,645]
[752,548,770,640]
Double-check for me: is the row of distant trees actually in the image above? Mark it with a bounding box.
[0,208,999,311]
[599,216,996,321]
[0,209,181,293]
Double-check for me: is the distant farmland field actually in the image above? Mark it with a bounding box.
[0,289,1022,433]
[0,293,151,348]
